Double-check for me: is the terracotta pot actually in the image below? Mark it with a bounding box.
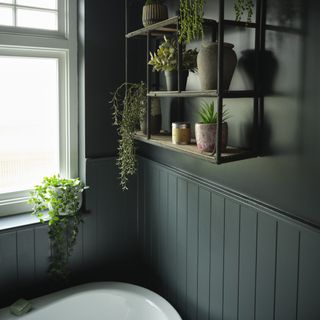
[197,42,237,90]
[142,3,168,27]
[195,122,228,153]
[164,70,188,91]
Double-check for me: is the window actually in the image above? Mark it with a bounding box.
[0,0,66,35]
[0,0,78,216]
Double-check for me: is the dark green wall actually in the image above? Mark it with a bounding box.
[134,0,320,227]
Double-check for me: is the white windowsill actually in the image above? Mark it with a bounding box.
[0,212,49,231]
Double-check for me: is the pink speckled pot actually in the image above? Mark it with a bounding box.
[195,122,228,153]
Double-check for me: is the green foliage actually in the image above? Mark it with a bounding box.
[110,82,147,190]
[198,100,231,124]
[148,36,198,72]
[179,0,206,43]
[29,175,85,281]
[234,0,254,22]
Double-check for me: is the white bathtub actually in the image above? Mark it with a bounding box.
[0,282,182,320]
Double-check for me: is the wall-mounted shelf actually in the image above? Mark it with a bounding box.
[135,132,254,164]
[126,0,265,165]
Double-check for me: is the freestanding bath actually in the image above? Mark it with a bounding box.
[0,282,182,320]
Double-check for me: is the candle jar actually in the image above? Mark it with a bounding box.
[172,122,191,145]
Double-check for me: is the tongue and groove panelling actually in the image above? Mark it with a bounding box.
[138,157,320,320]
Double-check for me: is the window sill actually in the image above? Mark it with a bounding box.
[0,212,49,232]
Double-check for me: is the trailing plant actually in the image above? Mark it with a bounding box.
[179,0,206,43]
[234,0,254,22]
[29,175,85,281]
[110,82,147,190]
[148,36,198,72]
[198,100,231,123]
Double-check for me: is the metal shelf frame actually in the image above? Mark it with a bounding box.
[125,0,266,164]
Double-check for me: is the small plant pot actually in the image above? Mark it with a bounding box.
[164,70,188,91]
[142,3,168,27]
[195,122,228,153]
[48,191,83,217]
[140,97,162,134]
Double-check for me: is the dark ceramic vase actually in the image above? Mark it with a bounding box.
[195,122,228,153]
[142,3,168,27]
[164,70,188,91]
[197,42,237,90]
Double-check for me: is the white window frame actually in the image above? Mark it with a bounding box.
[0,0,67,38]
[0,0,78,217]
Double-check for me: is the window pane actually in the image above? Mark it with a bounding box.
[17,8,57,30]
[0,56,60,193]
[0,6,13,26]
[17,0,57,10]
[0,0,13,4]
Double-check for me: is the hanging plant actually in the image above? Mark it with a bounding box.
[110,82,147,190]
[29,175,85,281]
[179,0,206,43]
[234,0,254,22]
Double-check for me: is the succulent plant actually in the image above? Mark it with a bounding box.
[198,100,231,124]
[148,36,198,72]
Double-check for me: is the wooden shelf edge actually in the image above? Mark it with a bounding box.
[147,90,256,98]
[134,132,257,164]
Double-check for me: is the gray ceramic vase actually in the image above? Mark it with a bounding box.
[142,3,168,27]
[195,122,228,153]
[197,42,237,90]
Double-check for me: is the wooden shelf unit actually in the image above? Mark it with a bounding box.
[125,0,265,164]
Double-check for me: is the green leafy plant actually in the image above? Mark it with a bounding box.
[234,0,254,22]
[148,36,198,72]
[29,175,85,280]
[179,0,206,43]
[198,100,231,123]
[110,82,147,190]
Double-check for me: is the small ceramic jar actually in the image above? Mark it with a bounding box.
[172,122,191,145]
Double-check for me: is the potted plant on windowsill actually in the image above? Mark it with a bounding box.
[29,175,85,280]
[195,100,230,153]
[148,36,198,91]
[142,0,168,27]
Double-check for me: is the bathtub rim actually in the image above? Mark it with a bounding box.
[0,282,182,320]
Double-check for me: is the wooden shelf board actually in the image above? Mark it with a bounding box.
[134,132,255,163]
[126,16,259,39]
[147,90,256,98]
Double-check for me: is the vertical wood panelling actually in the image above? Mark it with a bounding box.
[34,225,50,282]
[0,232,17,288]
[158,169,168,296]
[255,213,277,320]
[17,229,35,287]
[186,182,199,320]
[144,163,153,266]
[297,230,320,320]
[197,188,211,320]
[82,160,98,269]
[223,200,240,320]
[238,206,257,320]
[167,174,178,305]
[210,193,225,320]
[176,178,188,318]
[274,222,300,320]
[138,160,145,258]
[138,159,320,320]
[150,166,160,270]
